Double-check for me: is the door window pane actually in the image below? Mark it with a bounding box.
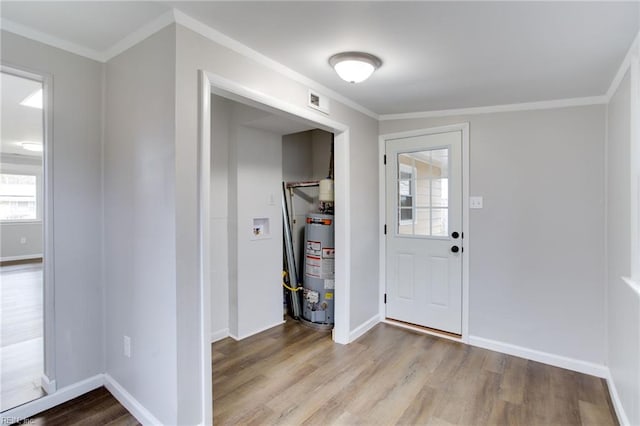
[396,147,449,237]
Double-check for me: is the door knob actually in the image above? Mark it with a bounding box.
[451,231,460,239]
[451,245,460,253]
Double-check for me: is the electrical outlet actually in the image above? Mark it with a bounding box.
[123,336,131,358]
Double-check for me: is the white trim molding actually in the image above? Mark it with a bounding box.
[228,321,286,342]
[469,336,608,378]
[606,368,631,426]
[104,374,163,426]
[102,10,176,61]
[210,328,229,343]
[174,11,377,120]
[349,315,380,343]
[0,18,104,62]
[1,9,378,120]
[40,374,56,395]
[379,96,606,121]
[0,254,43,262]
[0,375,103,423]
[0,374,164,426]
[606,31,640,103]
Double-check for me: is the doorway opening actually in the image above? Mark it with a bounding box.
[198,71,351,423]
[209,93,338,341]
[379,124,470,342]
[209,93,337,341]
[0,69,50,411]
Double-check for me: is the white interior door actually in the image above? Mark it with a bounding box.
[385,130,463,334]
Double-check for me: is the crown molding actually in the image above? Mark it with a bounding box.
[1,9,379,120]
[1,17,104,62]
[172,9,379,120]
[102,9,176,62]
[605,30,640,102]
[3,11,637,120]
[379,96,607,121]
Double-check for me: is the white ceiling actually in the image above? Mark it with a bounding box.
[1,1,638,115]
[1,72,43,158]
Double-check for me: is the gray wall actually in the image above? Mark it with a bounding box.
[1,31,104,388]
[0,222,42,260]
[176,23,379,422]
[606,70,639,426]
[282,129,333,273]
[210,95,231,340]
[380,105,606,364]
[104,26,178,425]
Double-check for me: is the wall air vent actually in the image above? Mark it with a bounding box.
[308,89,330,114]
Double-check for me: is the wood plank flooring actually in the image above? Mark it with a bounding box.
[7,319,618,425]
[11,387,140,426]
[1,263,45,411]
[213,320,618,426]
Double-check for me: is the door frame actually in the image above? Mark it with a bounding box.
[0,64,56,392]
[198,70,352,425]
[378,123,470,342]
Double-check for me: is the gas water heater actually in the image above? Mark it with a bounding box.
[302,212,335,327]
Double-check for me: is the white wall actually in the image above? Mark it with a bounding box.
[104,26,178,425]
[1,31,104,388]
[380,105,606,365]
[175,23,379,423]
[232,124,284,338]
[606,69,640,426]
[213,98,285,340]
[210,95,231,340]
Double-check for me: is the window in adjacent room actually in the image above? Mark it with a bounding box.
[0,173,38,221]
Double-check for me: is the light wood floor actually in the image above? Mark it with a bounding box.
[1,262,45,411]
[213,320,618,425]
[18,387,139,425]
[8,319,619,425]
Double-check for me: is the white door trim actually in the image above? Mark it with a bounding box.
[378,123,470,342]
[198,70,352,424]
[0,64,56,393]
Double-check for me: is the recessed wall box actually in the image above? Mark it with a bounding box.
[251,217,271,240]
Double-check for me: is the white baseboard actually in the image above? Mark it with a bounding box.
[40,373,56,395]
[605,368,631,426]
[0,374,103,423]
[349,314,380,342]
[210,328,229,343]
[1,254,43,262]
[104,374,163,426]
[468,335,608,378]
[231,320,286,341]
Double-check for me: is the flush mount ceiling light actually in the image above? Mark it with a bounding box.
[328,52,382,83]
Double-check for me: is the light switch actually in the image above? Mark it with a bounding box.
[470,196,483,209]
